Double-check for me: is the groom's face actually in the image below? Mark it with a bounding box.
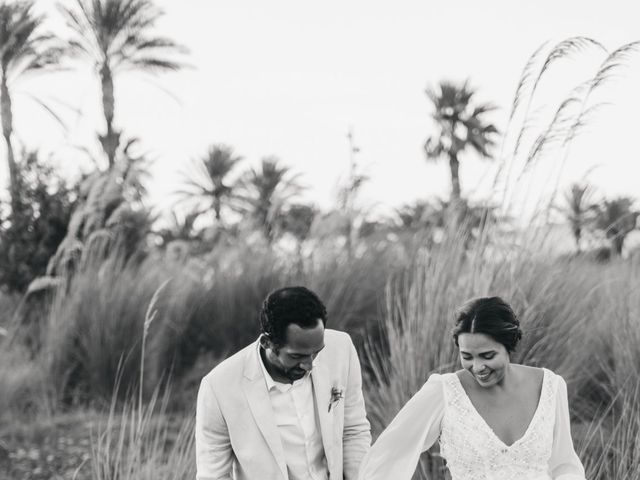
[263,319,326,383]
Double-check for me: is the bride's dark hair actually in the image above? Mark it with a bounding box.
[452,296,523,352]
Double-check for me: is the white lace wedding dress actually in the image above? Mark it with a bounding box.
[357,368,586,480]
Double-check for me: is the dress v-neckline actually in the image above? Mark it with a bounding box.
[451,368,548,450]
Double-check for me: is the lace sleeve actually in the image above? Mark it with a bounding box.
[549,375,586,480]
[357,374,445,480]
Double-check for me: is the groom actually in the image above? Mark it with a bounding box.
[195,286,371,480]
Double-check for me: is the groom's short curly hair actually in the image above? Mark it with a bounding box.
[452,296,523,352]
[260,286,327,346]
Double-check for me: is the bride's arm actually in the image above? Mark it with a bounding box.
[357,374,445,480]
[549,375,587,480]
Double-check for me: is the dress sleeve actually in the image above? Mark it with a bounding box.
[357,374,445,480]
[548,375,586,480]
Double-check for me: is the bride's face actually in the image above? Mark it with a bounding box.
[458,332,510,387]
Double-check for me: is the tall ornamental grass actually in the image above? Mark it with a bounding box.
[34,239,396,406]
[88,282,196,480]
[363,224,640,480]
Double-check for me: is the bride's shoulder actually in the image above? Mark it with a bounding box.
[511,364,543,383]
[514,364,562,377]
[512,364,564,390]
[425,371,449,382]
[513,363,544,376]
[421,371,454,389]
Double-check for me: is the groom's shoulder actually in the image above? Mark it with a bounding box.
[324,328,353,348]
[323,329,357,360]
[202,342,255,385]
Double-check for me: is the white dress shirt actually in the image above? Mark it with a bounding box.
[258,346,329,480]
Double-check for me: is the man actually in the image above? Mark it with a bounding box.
[196,286,371,480]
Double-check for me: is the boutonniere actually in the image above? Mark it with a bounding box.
[328,386,344,412]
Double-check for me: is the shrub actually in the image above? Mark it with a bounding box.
[0,152,76,292]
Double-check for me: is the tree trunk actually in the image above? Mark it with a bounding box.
[573,226,582,253]
[446,152,466,230]
[295,240,304,276]
[261,205,273,244]
[99,62,119,169]
[213,195,221,222]
[611,232,624,256]
[1,75,19,213]
[448,153,461,202]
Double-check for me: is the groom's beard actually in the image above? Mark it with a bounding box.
[284,367,308,381]
[261,347,310,383]
[274,358,309,382]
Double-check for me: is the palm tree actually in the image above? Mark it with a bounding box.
[0,1,64,212]
[278,203,316,271]
[178,144,242,224]
[562,183,596,253]
[594,197,639,256]
[424,81,498,202]
[237,157,303,243]
[158,209,201,245]
[59,0,185,169]
[279,203,316,243]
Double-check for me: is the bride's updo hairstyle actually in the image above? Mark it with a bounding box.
[452,296,523,353]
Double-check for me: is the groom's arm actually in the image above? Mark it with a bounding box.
[195,375,234,480]
[342,337,372,480]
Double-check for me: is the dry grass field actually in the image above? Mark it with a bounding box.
[1,225,639,479]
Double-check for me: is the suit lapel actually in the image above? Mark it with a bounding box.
[242,343,288,480]
[312,361,336,474]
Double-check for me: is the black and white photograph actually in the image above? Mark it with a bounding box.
[1,1,640,479]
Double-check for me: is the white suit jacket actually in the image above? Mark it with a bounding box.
[196,329,371,480]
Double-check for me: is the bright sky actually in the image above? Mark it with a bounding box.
[3,0,640,223]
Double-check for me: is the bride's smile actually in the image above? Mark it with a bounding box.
[457,332,511,388]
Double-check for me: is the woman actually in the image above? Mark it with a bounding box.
[358,296,586,480]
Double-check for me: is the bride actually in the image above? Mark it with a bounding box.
[357,296,586,480]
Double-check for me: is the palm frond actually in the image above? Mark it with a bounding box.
[20,93,69,132]
[234,157,304,224]
[123,57,182,71]
[129,36,184,51]
[60,0,185,73]
[424,80,499,166]
[0,2,66,79]
[471,104,497,117]
[176,145,242,221]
